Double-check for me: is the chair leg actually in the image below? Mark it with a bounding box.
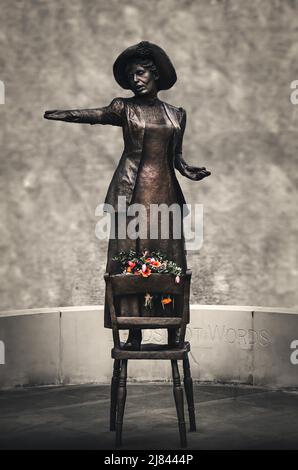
[115,359,128,448]
[110,359,121,431]
[171,360,187,448]
[183,355,196,432]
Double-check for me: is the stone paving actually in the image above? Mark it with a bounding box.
[0,383,298,449]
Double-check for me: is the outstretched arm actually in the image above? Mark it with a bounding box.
[43,97,124,127]
[175,108,211,181]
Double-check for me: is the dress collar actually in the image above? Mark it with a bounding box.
[132,95,160,107]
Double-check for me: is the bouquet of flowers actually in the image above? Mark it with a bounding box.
[112,249,182,310]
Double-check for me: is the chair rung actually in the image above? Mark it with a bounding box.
[116,316,182,329]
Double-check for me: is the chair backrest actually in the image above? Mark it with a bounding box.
[104,270,192,348]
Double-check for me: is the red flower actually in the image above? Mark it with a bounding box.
[151,260,161,267]
[141,267,151,277]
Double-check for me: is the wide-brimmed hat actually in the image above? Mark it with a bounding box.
[113,41,177,91]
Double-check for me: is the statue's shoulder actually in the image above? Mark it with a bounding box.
[161,100,186,123]
[162,100,185,113]
[108,97,126,115]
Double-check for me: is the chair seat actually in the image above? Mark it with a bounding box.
[116,316,182,329]
[112,341,190,360]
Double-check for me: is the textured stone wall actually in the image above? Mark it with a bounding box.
[1,0,297,311]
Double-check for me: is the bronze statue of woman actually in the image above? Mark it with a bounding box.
[44,41,211,350]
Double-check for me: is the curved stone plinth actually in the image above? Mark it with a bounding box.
[0,305,297,389]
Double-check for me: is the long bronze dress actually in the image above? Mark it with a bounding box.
[104,99,187,327]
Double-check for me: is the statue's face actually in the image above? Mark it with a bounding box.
[126,62,158,96]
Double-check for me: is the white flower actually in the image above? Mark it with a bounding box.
[175,275,180,284]
[142,263,147,272]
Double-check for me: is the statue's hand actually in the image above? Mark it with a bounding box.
[184,165,211,181]
[44,110,72,121]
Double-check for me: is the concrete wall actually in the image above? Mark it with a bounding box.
[0,305,297,389]
[0,0,298,312]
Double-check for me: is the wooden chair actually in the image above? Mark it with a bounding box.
[104,269,196,448]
